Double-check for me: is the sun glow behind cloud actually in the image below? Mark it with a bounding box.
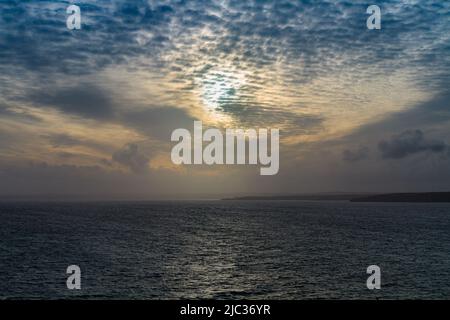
[198,68,248,123]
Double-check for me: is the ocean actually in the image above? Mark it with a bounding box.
[1,200,449,299]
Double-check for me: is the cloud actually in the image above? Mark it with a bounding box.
[41,133,110,154]
[0,103,41,123]
[2,0,449,90]
[112,143,149,173]
[1,0,450,196]
[44,133,84,147]
[342,146,369,162]
[346,92,450,139]
[29,84,115,120]
[121,107,196,140]
[378,130,448,159]
[1,0,449,132]
[0,161,160,198]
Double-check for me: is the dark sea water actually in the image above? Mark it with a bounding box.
[1,200,449,299]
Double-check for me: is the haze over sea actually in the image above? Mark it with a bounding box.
[1,201,449,299]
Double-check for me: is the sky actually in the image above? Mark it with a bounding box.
[0,0,449,199]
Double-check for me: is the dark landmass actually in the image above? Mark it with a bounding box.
[351,192,450,203]
[223,193,375,201]
[225,192,450,203]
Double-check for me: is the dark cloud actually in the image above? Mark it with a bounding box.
[55,152,77,159]
[288,114,324,135]
[41,133,111,154]
[0,103,41,123]
[112,143,149,173]
[342,146,369,162]
[0,0,175,76]
[100,158,113,167]
[0,161,159,197]
[29,84,115,120]
[350,92,450,138]
[1,0,449,130]
[379,130,448,159]
[122,107,196,140]
[44,133,84,147]
[1,0,448,90]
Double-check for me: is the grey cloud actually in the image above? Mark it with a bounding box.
[55,152,77,159]
[112,143,149,173]
[100,158,113,167]
[0,0,175,76]
[0,103,41,123]
[334,92,450,154]
[1,0,449,91]
[42,133,110,153]
[342,146,369,162]
[44,133,84,147]
[358,92,450,136]
[288,114,324,135]
[379,130,448,159]
[30,84,115,120]
[121,107,196,140]
[214,96,324,132]
[0,161,155,197]
[0,160,231,199]
[1,0,449,135]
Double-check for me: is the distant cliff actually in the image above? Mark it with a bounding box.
[223,193,374,201]
[224,192,450,202]
[351,192,450,203]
